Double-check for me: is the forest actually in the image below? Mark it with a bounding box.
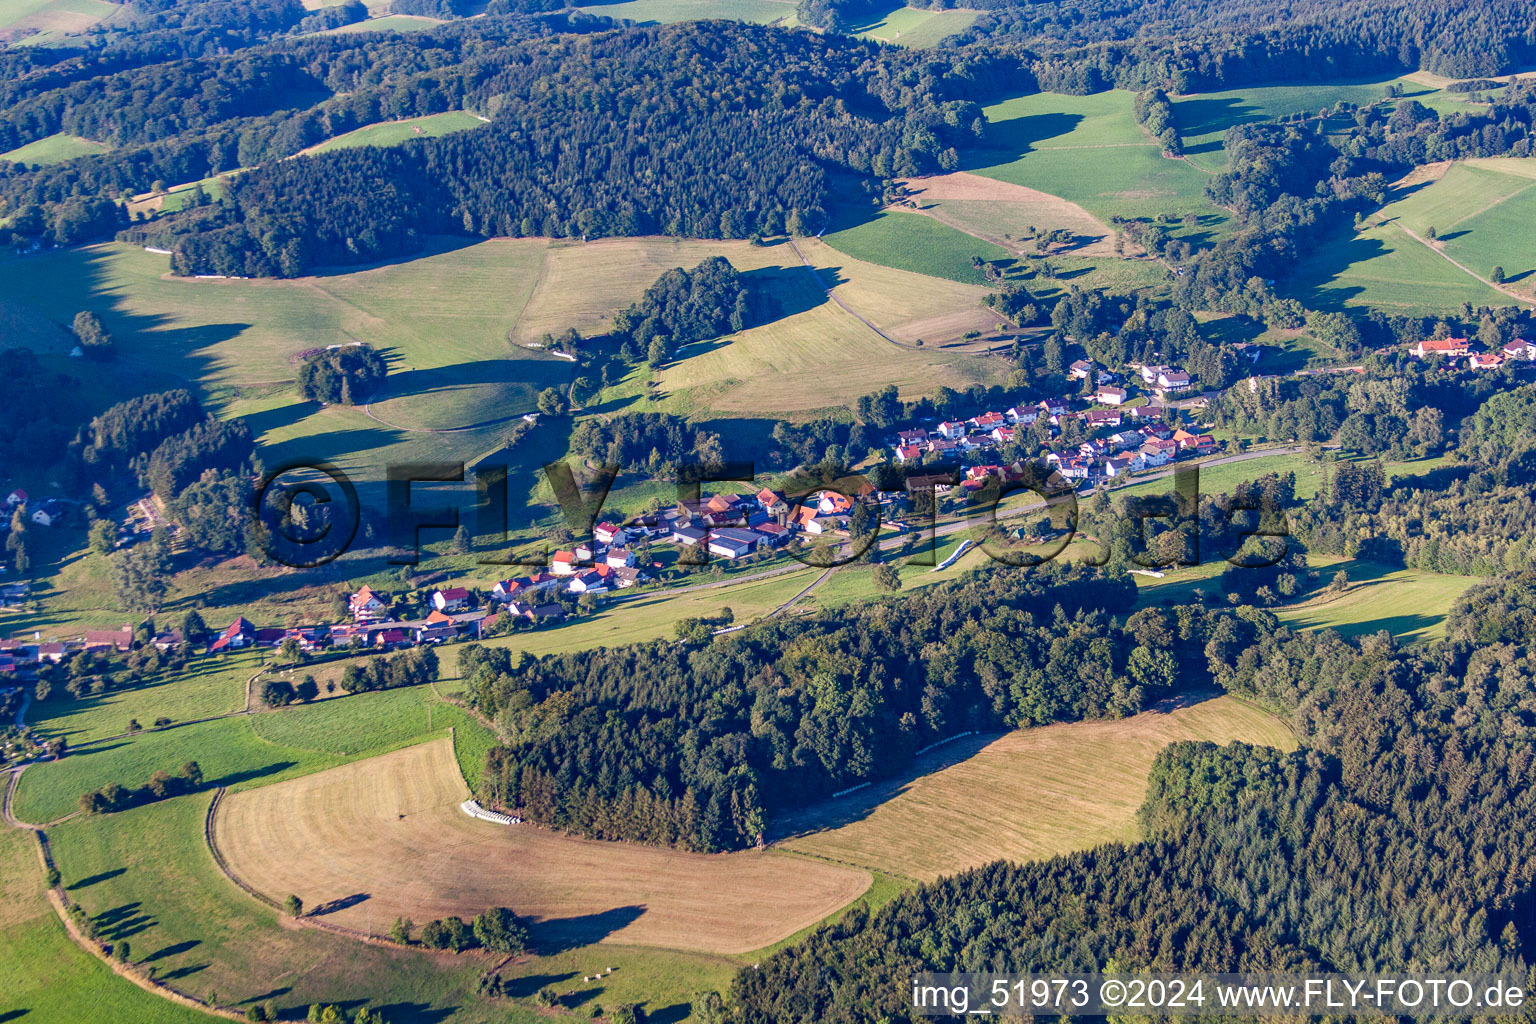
[461,564,1282,852]
[730,567,1536,1020]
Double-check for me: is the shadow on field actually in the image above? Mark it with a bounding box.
[67,867,126,890]
[972,111,1084,161]
[532,904,647,953]
[0,1009,29,1021]
[309,891,370,916]
[1172,96,1262,139]
[143,938,201,962]
[302,234,482,279]
[501,971,577,999]
[368,1001,458,1024]
[94,900,157,941]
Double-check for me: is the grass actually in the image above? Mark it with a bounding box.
[1273,557,1482,644]
[0,132,108,165]
[25,651,259,747]
[13,683,494,825]
[217,738,870,955]
[0,826,213,1024]
[966,90,1230,230]
[577,0,795,23]
[1172,75,1438,171]
[822,209,1009,283]
[322,12,442,32]
[302,111,487,155]
[0,0,116,37]
[1293,159,1536,312]
[776,693,1293,881]
[849,4,977,47]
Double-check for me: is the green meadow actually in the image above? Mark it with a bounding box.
[0,132,108,165]
[1293,160,1536,311]
[304,110,488,155]
[850,4,977,47]
[576,0,795,23]
[966,90,1228,229]
[12,683,494,825]
[822,210,1006,283]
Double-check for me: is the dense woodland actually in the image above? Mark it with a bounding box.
[730,567,1536,1020]
[464,564,1248,852]
[295,343,388,405]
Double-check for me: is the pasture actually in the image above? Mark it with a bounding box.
[0,0,117,38]
[301,111,488,155]
[897,170,1126,259]
[1294,159,1536,311]
[1172,75,1440,171]
[776,694,1293,881]
[577,0,795,23]
[822,208,1008,283]
[216,737,872,954]
[1274,558,1482,644]
[966,90,1229,229]
[323,12,442,32]
[0,826,213,1024]
[25,650,259,748]
[850,5,977,47]
[12,682,493,825]
[0,132,108,165]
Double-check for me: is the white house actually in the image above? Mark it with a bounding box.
[1104,453,1145,477]
[935,420,967,440]
[593,522,627,546]
[431,587,470,612]
[4,489,26,509]
[1502,339,1536,361]
[551,550,579,575]
[1156,370,1192,393]
[1095,385,1128,405]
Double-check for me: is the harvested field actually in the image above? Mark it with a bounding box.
[215,738,871,955]
[897,170,1127,258]
[776,694,1293,882]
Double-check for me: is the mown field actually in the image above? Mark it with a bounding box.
[1294,159,1536,311]
[777,694,1293,881]
[0,0,117,40]
[218,738,871,954]
[0,131,108,165]
[323,12,442,32]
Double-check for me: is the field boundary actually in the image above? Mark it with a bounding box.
[1393,221,1535,305]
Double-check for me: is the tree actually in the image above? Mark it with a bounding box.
[72,310,115,361]
[180,609,207,645]
[1427,225,1437,239]
[278,637,303,664]
[1492,265,1506,284]
[389,916,414,944]
[691,992,727,1024]
[284,894,303,917]
[536,387,567,416]
[114,939,131,962]
[451,524,472,554]
[568,376,595,406]
[180,761,203,788]
[263,679,296,707]
[88,519,117,557]
[296,675,319,702]
[110,544,171,613]
[873,563,902,591]
[472,906,531,954]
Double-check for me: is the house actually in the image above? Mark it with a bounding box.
[754,522,790,544]
[708,528,764,561]
[209,617,257,654]
[704,494,739,516]
[1055,457,1092,481]
[1412,337,1470,358]
[1086,409,1122,429]
[1139,441,1174,468]
[30,499,66,527]
[1069,359,1096,380]
[935,420,967,440]
[1095,385,1128,405]
[1172,428,1203,451]
[1104,453,1145,477]
[896,428,929,446]
[551,550,580,575]
[604,547,636,568]
[1109,430,1145,451]
[349,586,388,622]
[593,522,627,546]
[523,603,565,623]
[1006,405,1040,425]
[905,472,955,495]
[990,425,1016,445]
[1502,339,1536,361]
[895,444,923,464]
[573,541,597,562]
[613,565,650,588]
[1155,369,1192,393]
[374,628,409,649]
[329,623,373,647]
[491,574,557,602]
[151,629,184,652]
[35,641,65,664]
[969,411,1006,431]
[756,488,789,519]
[1038,398,1071,417]
[1129,401,1168,422]
[83,625,133,653]
[0,653,14,676]
[431,587,470,612]
[671,525,707,547]
[415,623,457,644]
[818,491,853,515]
[1468,351,1506,370]
[4,489,25,508]
[283,625,329,652]
[254,627,285,646]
